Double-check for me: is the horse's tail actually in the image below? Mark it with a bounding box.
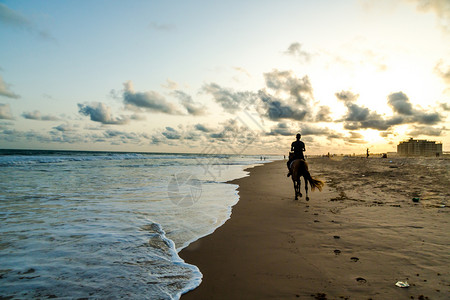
[305,170,324,192]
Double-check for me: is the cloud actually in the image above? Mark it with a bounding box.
[0,103,14,120]
[22,110,60,121]
[407,0,450,32]
[299,124,335,136]
[266,122,293,136]
[335,90,359,103]
[103,129,141,143]
[194,123,213,132]
[0,76,20,99]
[202,83,256,113]
[284,42,311,62]
[149,22,176,31]
[201,70,315,122]
[53,123,76,132]
[123,81,182,114]
[387,92,442,125]
[233,67,252,78]
[254,70,316,122]
[335,90,443,131]
[441,102,450,111]
[0,3,55,41]
[263,69,313,105]
[344,131,367,144]
[434,60,450,84]
[387,92,414,115]
[341,101,397,131]
[161,79,179,90]
[162,127,182,140]
[407,125,445,137]
[78,102,130,125]
[315,106,333,122]
[172,90,207,116]
[257,90,308,121]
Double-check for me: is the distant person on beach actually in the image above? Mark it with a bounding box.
[287,133,305,177]
[366,148,369,158]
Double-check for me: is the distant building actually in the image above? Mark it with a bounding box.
[397,138,443,156]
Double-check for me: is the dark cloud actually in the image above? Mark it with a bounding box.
[345,103,371,122]
[78,102,130,125]
[407,125,445,137]
[335,90,359,103]
[336,90,443,131]
[441,102,450,111]
[265,122,341,142]
[53,124,75,132]
[299,124,335,136]
[257,90,308,121]
[194,124,212,132]
[201,70,314,122]
[0,103,14,120]
[202,119,260,151]
[284,42,311,62]
[162,127,182,140]
[202,83,256,113]
[266,122,293,136]
[172,90,207,116]
[387,92,442,125]
[123,81,182,114]
[263,69,313,105]
[344,131,367,144]
[103,129,141,143]
[315,106,333,122]
[0,76,20,99]
[387,92,414,115]
[22,110,60,121]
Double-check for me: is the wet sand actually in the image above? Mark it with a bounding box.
[180,157,449,299]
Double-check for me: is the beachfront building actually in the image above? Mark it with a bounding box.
[397,138,443,156]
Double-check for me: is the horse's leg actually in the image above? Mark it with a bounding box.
[298,177,302,198]
[305,176,310,201]
[292,179,297,200]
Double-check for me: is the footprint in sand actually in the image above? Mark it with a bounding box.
[350,257,359,262]
[334,249,341,255]
[356,277,367,283]
[333,235,340,239]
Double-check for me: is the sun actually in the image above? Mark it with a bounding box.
[361,129,385,145]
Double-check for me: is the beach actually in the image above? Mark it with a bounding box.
[0,151,280,299]
[180,157,449,299]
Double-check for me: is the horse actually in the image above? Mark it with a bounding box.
[289,158,324,201]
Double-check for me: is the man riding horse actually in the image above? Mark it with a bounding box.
[287,133,305,177]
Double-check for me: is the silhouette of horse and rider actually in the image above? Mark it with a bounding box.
[287,134,324,201]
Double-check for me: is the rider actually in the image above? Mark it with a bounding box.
[287,133,305,177]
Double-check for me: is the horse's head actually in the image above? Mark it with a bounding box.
[289,152,294,160]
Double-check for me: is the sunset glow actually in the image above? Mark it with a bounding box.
[0,0,449,155]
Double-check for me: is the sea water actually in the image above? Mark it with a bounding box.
[0,150,280,299]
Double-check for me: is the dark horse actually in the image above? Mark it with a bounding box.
[289,153,324,201]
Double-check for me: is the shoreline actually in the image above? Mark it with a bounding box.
[180,158,449,299]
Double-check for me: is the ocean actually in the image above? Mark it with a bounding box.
[0,150,280,299]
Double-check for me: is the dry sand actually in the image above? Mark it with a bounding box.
[180,157,449,299]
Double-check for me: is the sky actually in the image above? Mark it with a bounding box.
[0,0,449,155]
